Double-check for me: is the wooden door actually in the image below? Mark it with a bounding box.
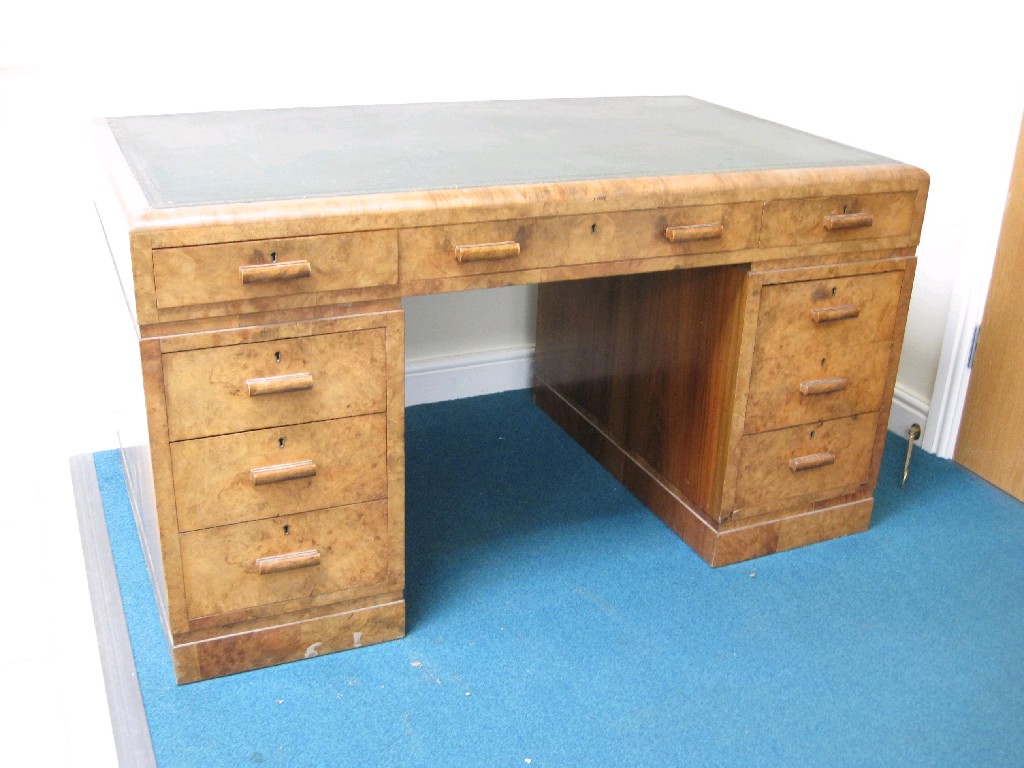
[954,114,1024,501]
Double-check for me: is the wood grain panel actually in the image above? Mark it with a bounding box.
[152,230,398,309]
[154,307,396,352]
[162,327,386,441]
[179,500,389,619]
[170,414,387,531]
[712,498,873,565]
[535,266,751,518]
[173,599,405,684]
[383,311,407,590]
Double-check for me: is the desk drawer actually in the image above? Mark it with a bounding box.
[152,230,398,309]
[162,328,386,441]
[733,414,877,512]
[399,203,761,282]
[754,270,903,360]
[745,342,891,433]
[178,500,389,620]
[760,192,918,249]
[170,414,388,532]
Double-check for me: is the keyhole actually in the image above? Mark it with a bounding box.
[591,223,598,234]
[278,437,286,448]
[821,357,827,369]
[831,286,838,297]
[274,351,282,363]
[809,430,816,439]
[270,252,278,263]
[283,524,290,535]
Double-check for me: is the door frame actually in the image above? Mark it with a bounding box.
[923,111,1024,458]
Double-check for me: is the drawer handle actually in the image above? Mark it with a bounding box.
[239,259,312,284]
[664,222,725,242]
[789,452,836,472]
[799,377,849,396]
[810,304,860,323]
[256,549,321,575]
[246,372,314,397]
[823,212,874,231]
[250,459,317,486]
[453,241,521,262]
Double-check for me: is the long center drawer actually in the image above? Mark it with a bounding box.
[399,203,762,282]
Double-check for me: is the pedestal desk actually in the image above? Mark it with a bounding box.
[94,97,928,683]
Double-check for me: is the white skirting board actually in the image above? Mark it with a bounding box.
[405,346,536,407]
[407,346,932,450]
[888,384,930,445]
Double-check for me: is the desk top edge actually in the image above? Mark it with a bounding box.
[103,164,926,244]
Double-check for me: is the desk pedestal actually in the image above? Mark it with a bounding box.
[535,256,914,566]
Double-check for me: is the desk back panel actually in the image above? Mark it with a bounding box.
[535,266,750,517]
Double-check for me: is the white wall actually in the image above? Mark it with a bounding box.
[4,0,1022,446]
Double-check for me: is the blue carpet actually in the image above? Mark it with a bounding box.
[93,389,1024,767]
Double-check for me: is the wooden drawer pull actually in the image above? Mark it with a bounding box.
[811,304,860,323]
[799,377,849,396]
[250,459,317,486]
[239,259,312,284]
[789,452,836,472]
[453,241,521,262]
[823,212,874,231]
[664,222,725,242]
[256,549,321,575]
[246,372,314,397]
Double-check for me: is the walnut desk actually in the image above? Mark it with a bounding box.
[94,97,928,683]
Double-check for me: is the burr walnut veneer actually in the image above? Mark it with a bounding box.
[94,97,928,683]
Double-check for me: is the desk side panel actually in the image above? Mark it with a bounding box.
[111,310,178,644]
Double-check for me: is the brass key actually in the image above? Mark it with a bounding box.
[901,423,922,488]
